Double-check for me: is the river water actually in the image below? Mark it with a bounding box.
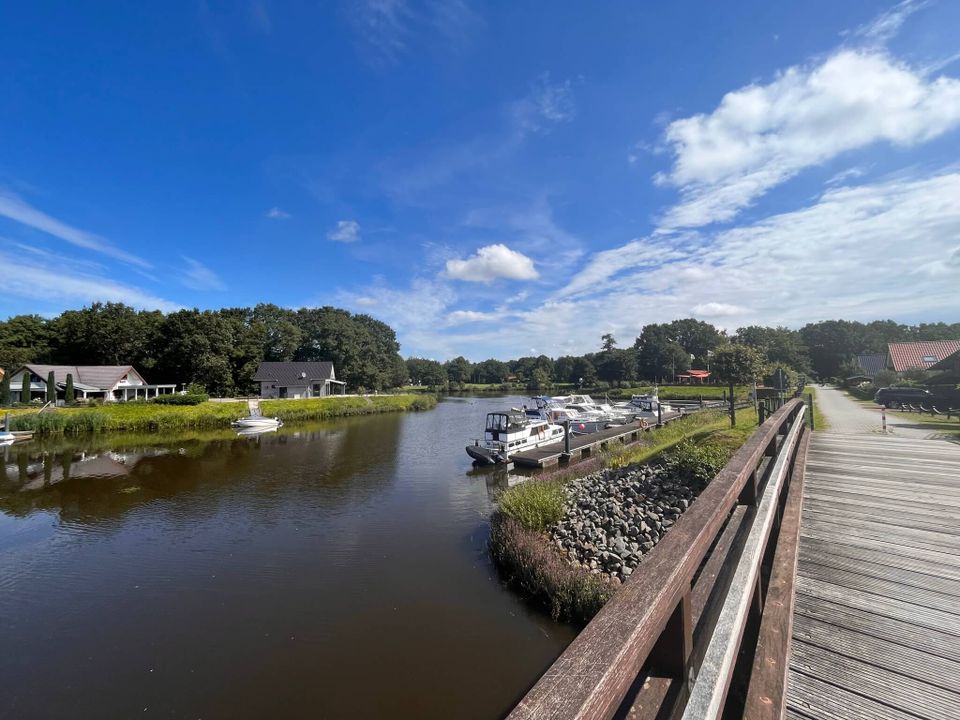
[0,397,575,719]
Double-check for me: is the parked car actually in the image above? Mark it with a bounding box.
[873,387,933,408]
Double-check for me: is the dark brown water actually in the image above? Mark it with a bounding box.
[0,397,575,719]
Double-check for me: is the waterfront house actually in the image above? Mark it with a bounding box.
[854,353,888,379]
[8,364,176,403]
[251,361,346,399]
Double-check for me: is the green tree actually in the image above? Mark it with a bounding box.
[46,370,57,403]
[596,348,637,386]
[474,358,510,384]
[0,373,10,406]
[526,367,553,393]
[444,356,474,387]
[21,372,31,404]
[571,357,597,388]
[601,333,617,352]
[665,318,724,365]
[0,314,54,369]
[65,373,75,404]
[712,344,767,427]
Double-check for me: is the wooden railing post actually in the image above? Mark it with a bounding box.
[650,590,693,681]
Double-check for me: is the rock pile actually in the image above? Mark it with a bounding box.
[549,464,698,583]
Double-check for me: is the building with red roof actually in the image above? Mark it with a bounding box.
[887,340,960,372]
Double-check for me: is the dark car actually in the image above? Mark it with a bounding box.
[873,386,933,408]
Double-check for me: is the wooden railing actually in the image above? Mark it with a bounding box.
[508,398,810,720]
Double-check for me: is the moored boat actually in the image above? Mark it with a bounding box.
[466,409,565,465]
[232,416,283,429]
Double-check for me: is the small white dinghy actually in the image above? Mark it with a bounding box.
[232,416,283,430]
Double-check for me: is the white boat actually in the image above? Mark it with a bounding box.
[617,392,674,420]
[232,416,283,430]
[466,410,565,465]
[0,431,13,446]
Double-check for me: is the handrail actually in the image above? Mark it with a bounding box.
[509,398,807,720]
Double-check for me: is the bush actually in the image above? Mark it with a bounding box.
[665,439,731,490]
[151,393,209,405]
[490,514,613,623]
[497,479,566,532]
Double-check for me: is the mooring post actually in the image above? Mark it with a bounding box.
[561,420,571,461]
[657,402,663,427]
[807,393,814,430]
[699,394,703,408]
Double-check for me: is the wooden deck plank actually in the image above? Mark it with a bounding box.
[790,640,960,720]
[799,525,960,569]
[798,536,960,583]
[787,670,929,720]
[794,592,960,663]
[800,516,960,554]
[797,549,960,596]
[797,563,960,614]
[793,614,960,694]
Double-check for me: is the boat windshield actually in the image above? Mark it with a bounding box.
[485,413,526,432]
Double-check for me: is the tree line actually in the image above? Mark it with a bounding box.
[406,318,960,390]
[2,306,957,395]
[0,303,406,395]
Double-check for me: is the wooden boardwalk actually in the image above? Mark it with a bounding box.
[788,430,960,719]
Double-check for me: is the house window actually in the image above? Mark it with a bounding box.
[922,355,936,363]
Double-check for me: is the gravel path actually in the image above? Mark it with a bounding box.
[814,385,942,440]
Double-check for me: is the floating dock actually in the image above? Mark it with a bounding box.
[510,411,684,468]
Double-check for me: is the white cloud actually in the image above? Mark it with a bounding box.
[656,50,960,228]
[445,243,539,282]
[510,73,576,134]
[0,190,150,267]
[327,219,361,243]
[266,207,290,219]
[692,302,748,317]
[447,309,498,325]
[180,257,226,291]
[0,249,180,312]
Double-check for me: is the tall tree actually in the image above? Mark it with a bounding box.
[712,344,767,427]
[46,370,56,403]
[601,333,617,352]
[65,373,75,404]
[0,373,9,406]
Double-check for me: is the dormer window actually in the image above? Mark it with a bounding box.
[922,355,936,363]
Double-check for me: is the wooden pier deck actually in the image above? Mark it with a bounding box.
[509,411,683,468]
[788,421,960,717]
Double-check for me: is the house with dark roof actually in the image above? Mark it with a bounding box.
[251,361,345,399]
[855,353,889,378]
[887,340,960,372]
[8,365,176,403]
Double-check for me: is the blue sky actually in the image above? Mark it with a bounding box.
[1,0,959,360]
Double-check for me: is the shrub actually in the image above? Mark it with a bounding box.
[65,374,75,404]
[497,479,566,532]
[665,439,731,490]
[186,382,207,395]
[0,373,9,406]
[490,514,613,623]
[152,393,209,406]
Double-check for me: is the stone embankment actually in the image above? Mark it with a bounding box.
[549,464,698,583]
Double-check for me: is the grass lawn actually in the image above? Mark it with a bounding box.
[884,408,960,439]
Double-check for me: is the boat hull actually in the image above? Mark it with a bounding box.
[466,445,504,465]
[232,417,282,429]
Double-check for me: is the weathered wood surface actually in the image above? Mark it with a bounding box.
[787,431,960,719]
[508,400,805,719]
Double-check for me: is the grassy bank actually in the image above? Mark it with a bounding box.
[490,408,760,623]
[805,386,829,431]
[7,394,436,436]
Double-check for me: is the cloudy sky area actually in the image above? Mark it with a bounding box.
[1,1,958,359]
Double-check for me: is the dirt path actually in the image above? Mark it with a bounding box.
[814,385,942,440]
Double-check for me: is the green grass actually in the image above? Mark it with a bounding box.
[497,479,566,531]
[804,386,829,431]
[8,394,436,436]
[884,408,960,439]
[261,394,436,421]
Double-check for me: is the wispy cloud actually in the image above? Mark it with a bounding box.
[327,219,361,242]
[655,50,960,229]
[266,206,291,219]
[0,249,180,312]
[345,0,480,65]
[0,191,151,267]
[180,257,226,291]
[445,243,539,283]
[848,0,927,46]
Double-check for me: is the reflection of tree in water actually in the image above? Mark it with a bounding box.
[0,412,405,525]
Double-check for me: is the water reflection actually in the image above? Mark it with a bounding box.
[0,397,575,720]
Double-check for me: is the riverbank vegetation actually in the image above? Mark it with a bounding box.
[7,394,434,436]
[490,408,761,623]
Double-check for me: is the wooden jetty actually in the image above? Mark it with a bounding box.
[510,411,684,468]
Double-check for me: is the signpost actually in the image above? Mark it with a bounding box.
[773,367,789,409]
